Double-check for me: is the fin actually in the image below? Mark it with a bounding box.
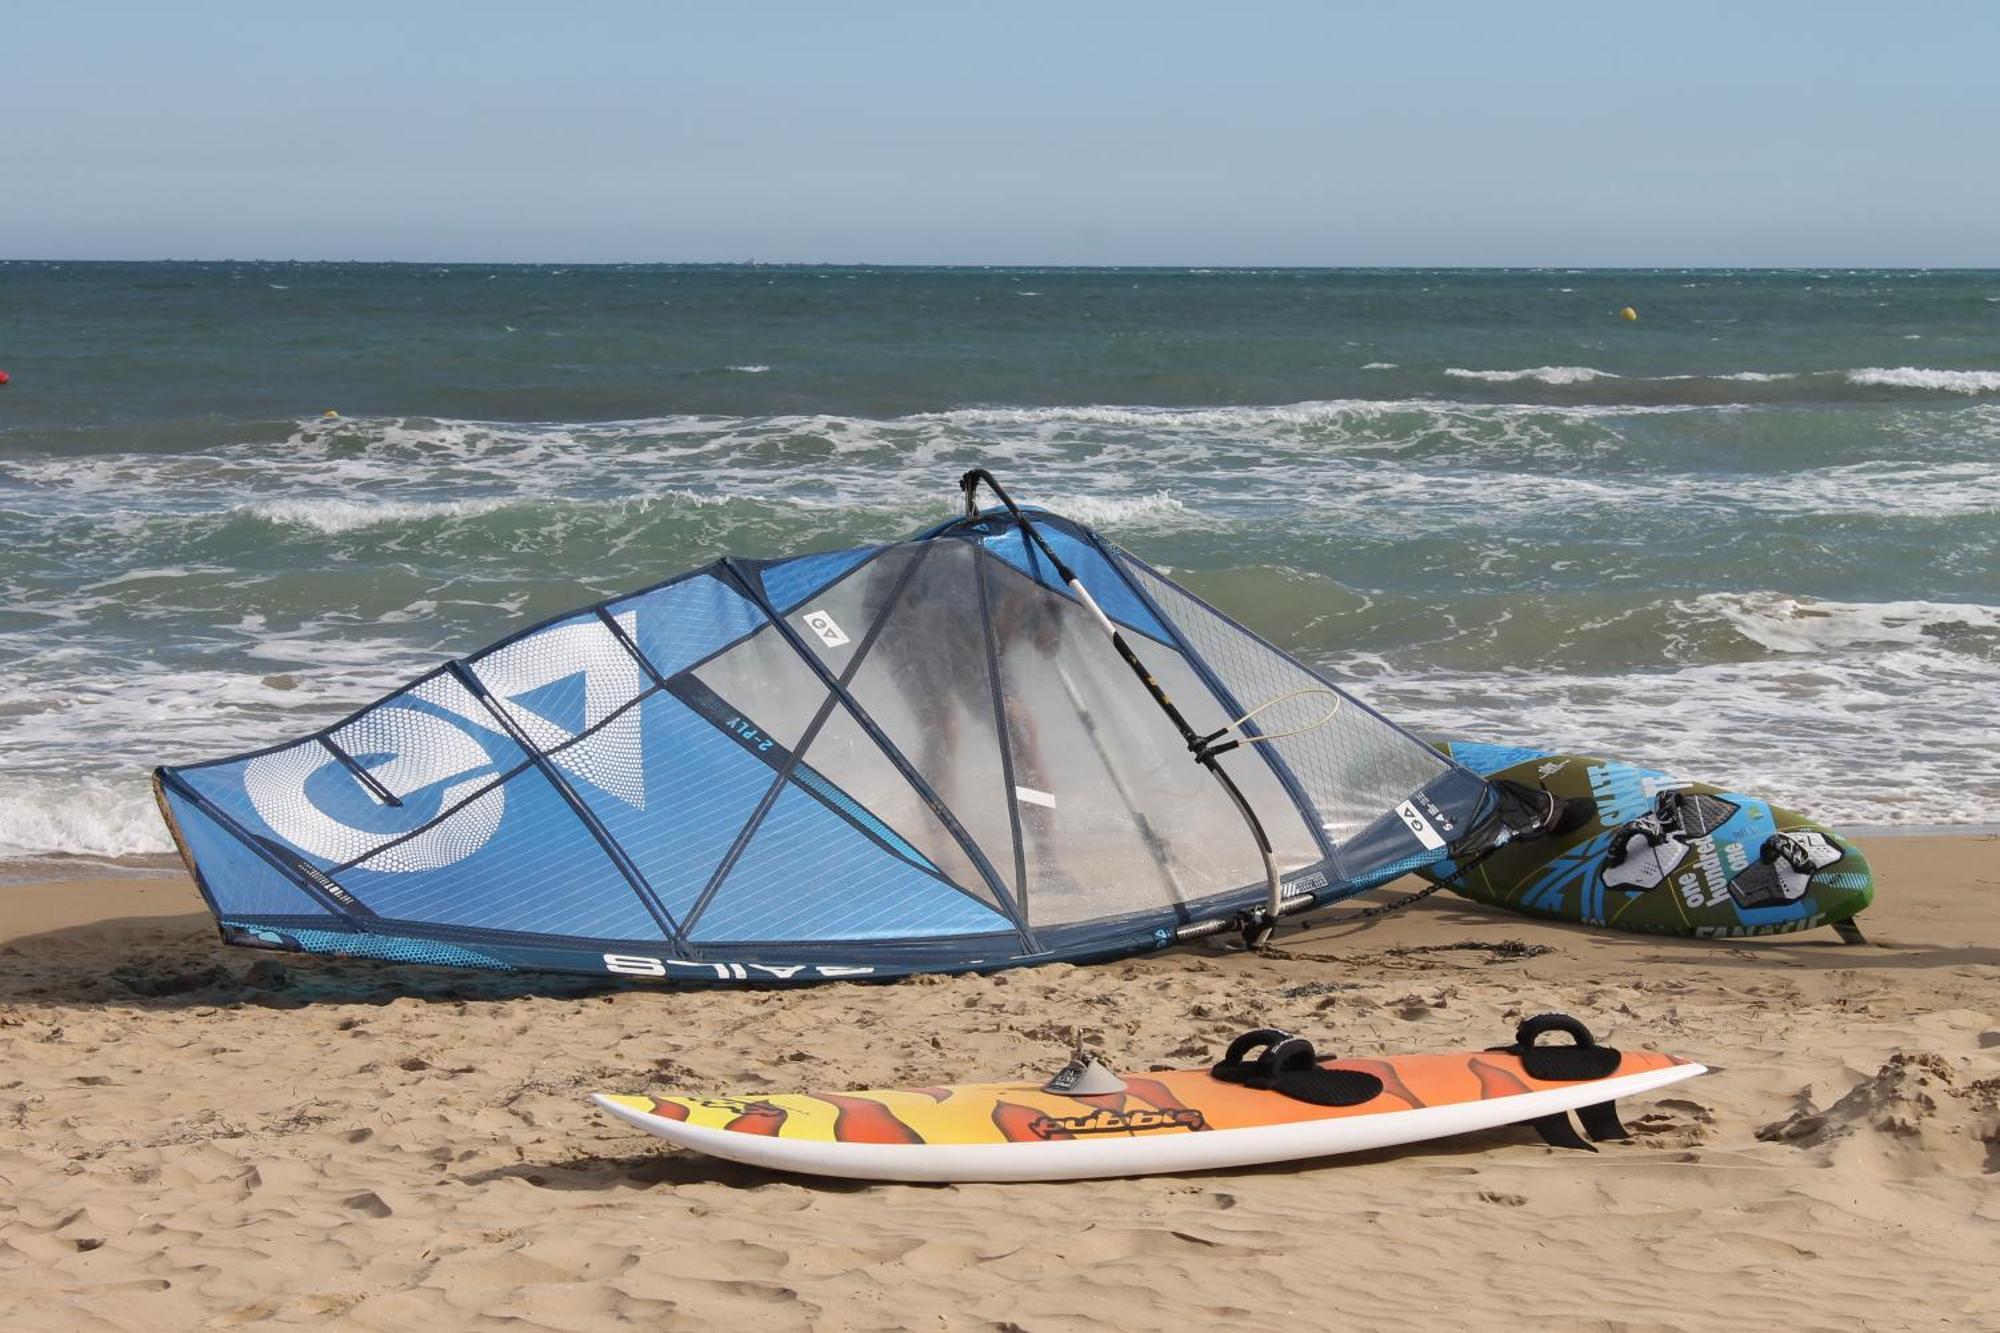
[1524,1111,1597,1152]
[1043,1050,1128,1096]
[1575,1100,1630,1142]
[1833,918,1867,946]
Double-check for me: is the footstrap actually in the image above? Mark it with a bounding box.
[1211,1029,1384,1107]
[1488,1012,1623,1081]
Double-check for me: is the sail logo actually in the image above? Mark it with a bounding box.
[602,954,876,980]
[801,609,850,647]
[1395,799,1447,851]
[244,613,649,874]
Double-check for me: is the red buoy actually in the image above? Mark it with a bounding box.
[0,370,10,386]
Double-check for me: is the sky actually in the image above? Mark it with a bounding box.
[4,1,1998,265]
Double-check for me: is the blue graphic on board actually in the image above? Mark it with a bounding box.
[1421,740,1873,939]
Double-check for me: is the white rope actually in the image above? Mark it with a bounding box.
[1224,687,1342,744]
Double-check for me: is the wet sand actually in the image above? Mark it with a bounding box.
[1,835,1994,1331]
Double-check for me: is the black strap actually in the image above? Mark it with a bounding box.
[1210,1029,1384,1107]
[1605,818,1667,868]
[1489,1012,1623,1081]
[1212,1028,1297,1082]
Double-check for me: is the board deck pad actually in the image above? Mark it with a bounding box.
[594,1044,1704,1181]
[1421,741,1874,938]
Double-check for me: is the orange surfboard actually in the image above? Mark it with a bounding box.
[595,1039,1704,1181]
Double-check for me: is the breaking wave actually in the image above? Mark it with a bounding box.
[1445,366,1617,385]
[1844,367,2000,394]
[4,394,1996,860]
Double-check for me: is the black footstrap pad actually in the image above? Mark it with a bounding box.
[1490,1013,1623,1081]
[1270,1064,1386,1108]
[1212,1029,1295,1085]
[1575,1100,1631,1142]
[1212,1030,1384,1107]
[1524,1111,1597,1152]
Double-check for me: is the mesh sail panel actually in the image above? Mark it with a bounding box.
[805,542,1018,908]
[690,603,850,754]
[789,708,1004,913]
[1121,558,1451,844]
[982,553,1319,927]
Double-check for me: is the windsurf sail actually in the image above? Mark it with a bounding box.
[154,475,1501,983]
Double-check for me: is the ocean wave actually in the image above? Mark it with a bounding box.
[241,496,524,534]
[0,776,174,860]
[904,397,1705,435]
[725,364,771,373]
[1844,367,2000,394]
[1028,491,1195,528]
[7,403,1995,564]
[1690,592,2000,655]
[1445,366,1618,385]
[3,580,1996,860]
[1367,644,2000,829]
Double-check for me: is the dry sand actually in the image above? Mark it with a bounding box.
[1,835,1995,1331]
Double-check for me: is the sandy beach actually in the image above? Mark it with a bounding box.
[1,834,1994,1331]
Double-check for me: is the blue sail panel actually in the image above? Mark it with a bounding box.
[171,673,528,877]
[565,690,783,923]
[338,766,667,940]
[606,572,766,680]
[979,522,1169,642]
[757,547,879,613]
[690,785,1011,942]
[158,785,339,921]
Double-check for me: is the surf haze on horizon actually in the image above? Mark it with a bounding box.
[0,264,1995,868]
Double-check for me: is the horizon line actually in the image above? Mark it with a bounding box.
[5,257,1998,272]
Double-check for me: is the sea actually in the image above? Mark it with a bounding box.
[2,263,1996,876]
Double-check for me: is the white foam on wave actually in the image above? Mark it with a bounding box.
[1845,367,2000,394]
[1445,366,1618,385]
[241,496,522,534]
[906,396,1698,434]
[0,643,445,860]
[1284,455,2000,524]
[0,776,173,859]
[1692,591,2000,654]
[1031,491,1195,528]
[1360,639,2000,829]
[725,364,771,373]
